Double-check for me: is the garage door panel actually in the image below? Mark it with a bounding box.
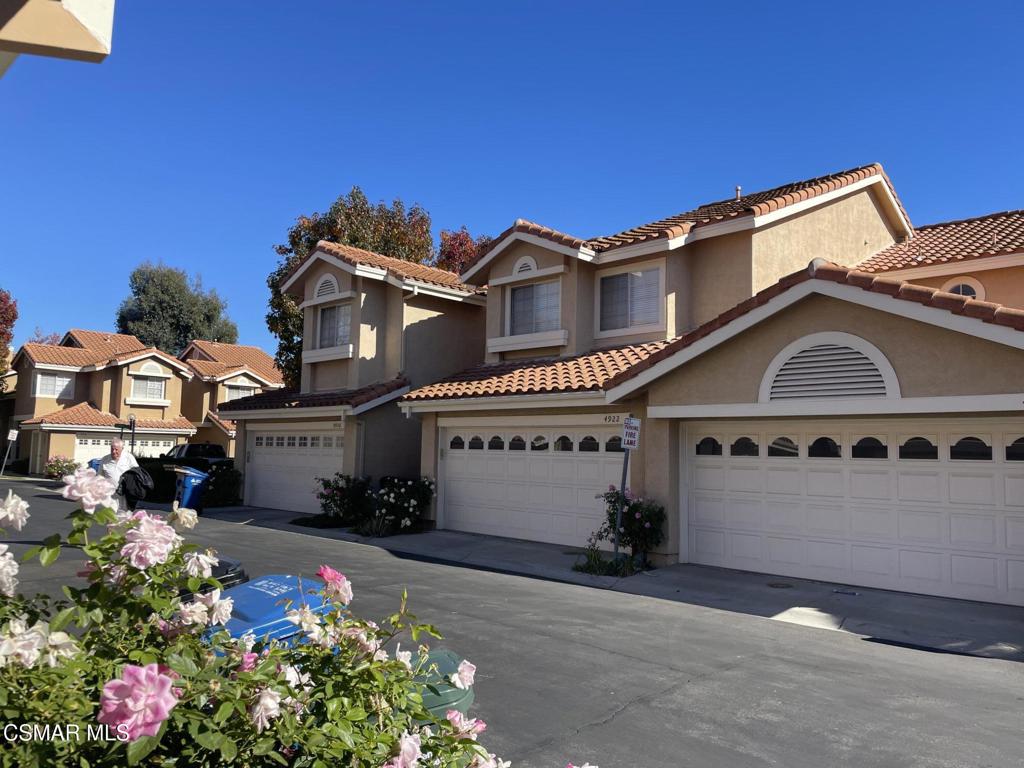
[686,418,1024,605]
[248,429,343,515]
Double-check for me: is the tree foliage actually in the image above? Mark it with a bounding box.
[435,227,493,275]
[0,288,17,393]
[26,327,62,345]
[267,187,435,387]
[116,264,238,356]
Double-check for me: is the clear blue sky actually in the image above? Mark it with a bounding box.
[2,1,1022,351]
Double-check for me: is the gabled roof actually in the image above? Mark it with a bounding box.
[21,343,103,367]
[181,340,284,386]
[856,209,1024,274]
[220,376,410,413]
[21,402,195,432]
[207,410,237,437]
[462,163,912,281]
[63,329,146,357]
[280,241,484,298]
[15,334,191,377]
[401,342,670,402]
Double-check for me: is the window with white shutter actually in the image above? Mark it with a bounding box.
[599,267,661,332]
[510,281,560,335]
[318,304,352,348]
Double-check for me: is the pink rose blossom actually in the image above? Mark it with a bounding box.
[120,513,181,570]
[317,564,354,604]
[249,687,281,733]
[61,468,117,513]
[382,730,422,767]
[446,709,487,740]
[97,663,179,741]
[238,652,258,672]
[450,659,476,690]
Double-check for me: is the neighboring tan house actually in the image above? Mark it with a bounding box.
[0,351,15,453]
[0,0,116,77]
[10,329,196,473]
[399,163,1024,608]
[854,209,1024,306]
[179,340,285,457]
[219,243,485,514]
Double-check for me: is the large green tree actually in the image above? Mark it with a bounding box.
[0,288,17,393]
[116,263,238,355]
[267,187,434,388]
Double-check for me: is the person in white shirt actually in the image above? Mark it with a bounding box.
[98,437,139,512]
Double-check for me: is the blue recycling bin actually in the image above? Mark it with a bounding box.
[216,574,474,716]
[87,458,102,474]
[174,466,210,512]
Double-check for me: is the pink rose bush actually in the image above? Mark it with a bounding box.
[0,472,522,768]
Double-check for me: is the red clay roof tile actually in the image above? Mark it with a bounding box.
[21,402,194,431]
[183,341,283,385]
[219,376,409,412]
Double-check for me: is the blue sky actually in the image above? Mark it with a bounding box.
[2,1,1022,351]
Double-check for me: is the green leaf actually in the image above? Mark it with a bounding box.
[219,739,237,762]
[21,545,40,561]
[94,507,117,525]
[214,701,234,724]
[186,577,201,594]
[253,739,276,755]
[345,706,367,721]
[39,546,61,567]
[166,653,199,677]
[51,607,76,632]
[195,730,222,751]
[126,735,160,765]
[267,751,289,765]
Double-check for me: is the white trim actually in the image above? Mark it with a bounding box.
[127,369,172,379]
[461,231,595,283]
[487,329,568,354]
[503,277,562,338]
[27,423,196,435]
[351,386,411,415]
[94,352,192,376]
[243,420,345,432]
[756,331,901,403]
[179,342,215,362]
[223,405,352,420]
[591,233,690,264]
[281,251,359,292]
[513,255,538,274]
[298,290,356,310]
[593,257,667,340]
[214,369,282,387]
[401,280,486,305]
[437,412,628,427]
[32,371,75,400]
[400,392,606,414]
[605,277,1024,403]
[648,393,1024,419]
[124,397,172,407]
[301,344,353,364]
[354,264,388,280]
[489,264,568,287]
[940,275,986,300]
[30,363,81,373]
[871,251,1024,280]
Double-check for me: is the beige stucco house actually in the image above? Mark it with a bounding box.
[10,329,196,473]
[179,340,285,457]
[219,242,485,514]
[0,0,116,77]
[399,163,1024,607]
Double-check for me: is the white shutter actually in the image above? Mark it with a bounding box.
[769,344,887,400]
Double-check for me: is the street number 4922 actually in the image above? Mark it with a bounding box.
[603,415,621,423]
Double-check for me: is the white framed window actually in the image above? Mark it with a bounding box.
[941,276,985,300]
[224,385,256,402]
[509,280,560,336]
[35,372,74,399]
[255,436,264,447]
[318,303,352,349]
[132,376,166,401]
[597,263,663,334]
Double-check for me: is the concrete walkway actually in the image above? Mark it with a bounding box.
[194,504,1024,662]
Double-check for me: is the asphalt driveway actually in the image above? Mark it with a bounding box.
[4,477,1024,768]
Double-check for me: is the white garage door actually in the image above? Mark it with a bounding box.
[74,434,177,463]
[685,418,1024,605]
[441,425,627,546]
[248,428,344,514]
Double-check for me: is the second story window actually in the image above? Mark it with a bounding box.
[318,303,351,349]
[510,280,560,336]
[599,266,660,332]
[224,385,256,402]
[132,375,166,401]
[36,372,74,399]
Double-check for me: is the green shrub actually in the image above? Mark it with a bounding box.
[357,477,436,537]
[315,473,375,525]
[43,454,79,479]
[204,463,241,507]
[589,486,666,568]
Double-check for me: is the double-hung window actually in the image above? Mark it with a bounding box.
[599,266,661,332]
[36,373,74,399]
[318,303,351,349]
[224,385,256,402]
[131,376,165,401]
[509,281,560,336]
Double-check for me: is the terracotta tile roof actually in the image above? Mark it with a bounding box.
[464,163,909,276]
[21,343,104,367]
[283,241,484,294]
[183,340,283,385]
[21,402,195,431]
[603,259,1024,390]
[220,376,410,412]
[109,347,191,373]
[856,209,1024,273]
[207,410,236,436]
[65,329,146,357]
[401,343,671,402]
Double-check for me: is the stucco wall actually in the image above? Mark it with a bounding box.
[180,378,210,423]
[119,359,185,421]
[646,293,1024,406]
[311,359,350,392]
[685,231,753,328]
[753,188,898,291]
[88,368,119,413]
[899,265,1024,309]
[359,404,421,479]
[48,432,76,463]
[357,279,387,387]
[402,295,484,387]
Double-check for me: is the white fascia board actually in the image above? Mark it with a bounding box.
[590,234,690,265]
[213,369,280,387]
[461,231,595,283]
[355,264,388,281]
[605,278,1024,403]
[280,250,362,293]
[872,251,1024,280]
[399,391,606,414]
[31,363,83,373]
[437,411,630,427]
[401,281,487,305]
[298,290,357,310]
[39,424,196,435]
[648,393,1024,419]
[220,405,351,420]
[89,354,193,378]
[351,386,411,415]
[488,265,568,287]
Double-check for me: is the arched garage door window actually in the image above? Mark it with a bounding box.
[758,332,900,402]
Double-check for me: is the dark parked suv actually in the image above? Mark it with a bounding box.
[161,442,232,467]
